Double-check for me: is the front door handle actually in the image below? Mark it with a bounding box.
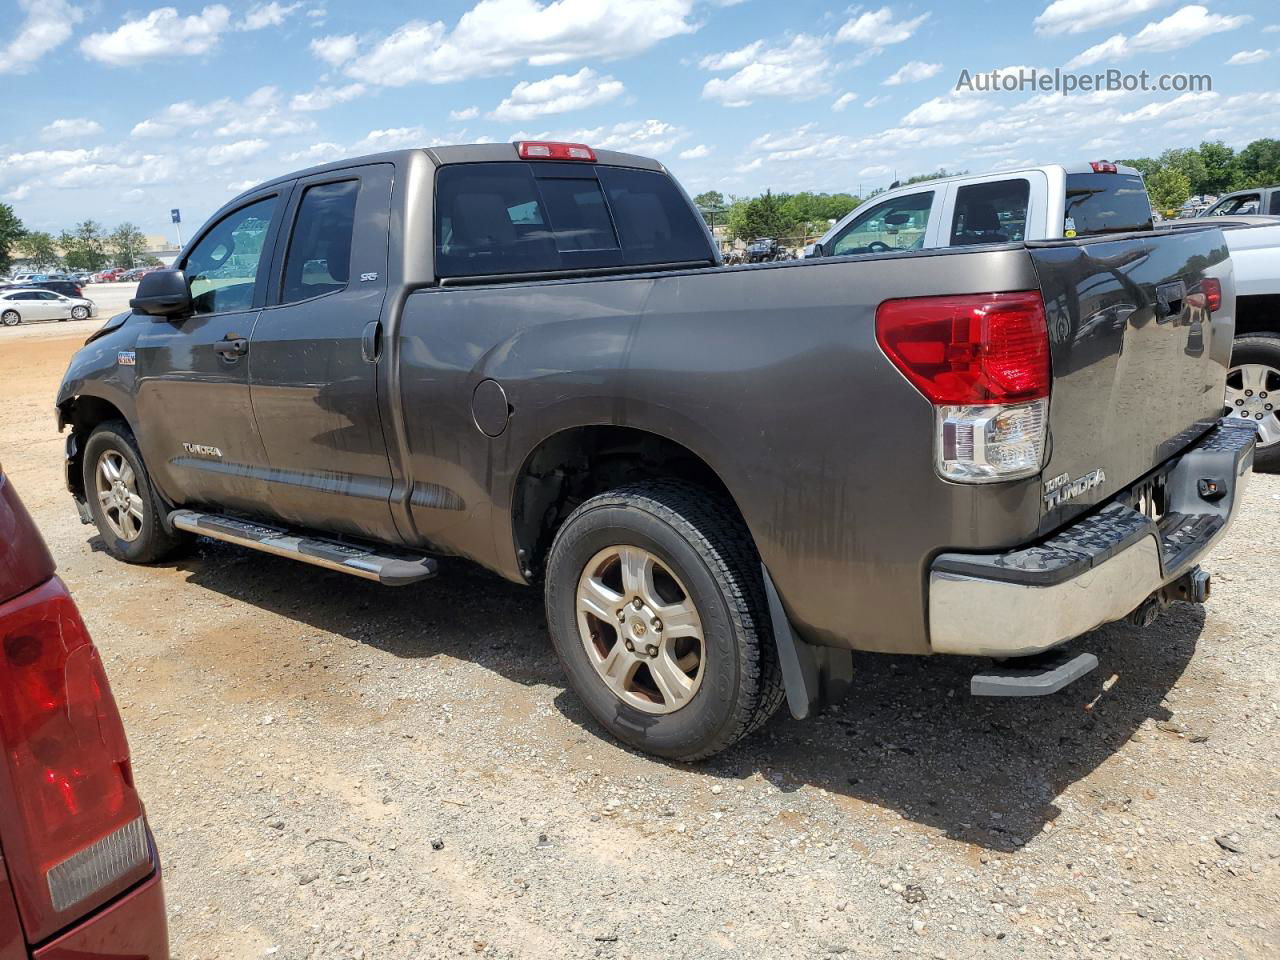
[361,320,382,363]
[213,337,249,359]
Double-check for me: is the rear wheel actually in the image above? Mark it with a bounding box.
[545,481,784,761]
[1226,335,1280,472]
[1,310,19,326]
[83,421,192,563]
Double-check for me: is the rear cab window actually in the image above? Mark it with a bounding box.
[1063,173,1153,235]
[434,162,712,279]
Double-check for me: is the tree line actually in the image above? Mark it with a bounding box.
[1121,137,1280,213]
[0,204,161,274]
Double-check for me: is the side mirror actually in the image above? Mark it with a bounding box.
[807,241,825,258]
[884,211,912,226]
[130,269,191,319]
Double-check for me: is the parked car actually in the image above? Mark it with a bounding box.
[55,141,1252,761]
[0,464,169,957]
[1198,185,1280,218]
[0,289,97,325]
[745,237,783,262]
[29,279,85,299]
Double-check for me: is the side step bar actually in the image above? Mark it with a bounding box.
[170,510,438,586]
[971,650,1098,697]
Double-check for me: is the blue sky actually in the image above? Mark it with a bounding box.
[1,0,1278,240]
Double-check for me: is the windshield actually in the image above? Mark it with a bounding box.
[1063,173,1153,235]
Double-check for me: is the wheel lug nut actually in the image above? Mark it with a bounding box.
[624,640,635,651]
[645,644,658,657]
[632,598,643,610]
[1256,413,1264,420]
[1235,399,1244,406]
[650,618,662,631]
[1267,404,1274,411]
[617,609,626,621]
[1245,390,1253,397]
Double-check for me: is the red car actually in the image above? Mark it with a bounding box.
[0,465,168,959]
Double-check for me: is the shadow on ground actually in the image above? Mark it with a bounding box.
[144,535,1202,852]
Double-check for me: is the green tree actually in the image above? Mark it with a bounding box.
[1119,156,1161,179]
[1146,166,1191,213]
[1236,138,1280,188]
[59,220,108,272]
[1159,148,1208,195]
[108,222,148,269]
[1196,141,1238,195]
[693,190,728,229]
[779,192,861,234]
[16,231,60,270]
[0,203,24,275]
[904,168,966,185]
[727,190,795,240]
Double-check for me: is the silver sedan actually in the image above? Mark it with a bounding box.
[0,289,99,326]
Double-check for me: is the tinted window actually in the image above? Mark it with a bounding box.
[1063,173,1152,235]
[831,191,933,256]
[950,179,1030,246]
[185,196,277,315]
[282,180,359,304]
[1271,192,1280,216]
[434,163,711,278]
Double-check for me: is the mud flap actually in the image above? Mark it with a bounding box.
[762,565,853,720]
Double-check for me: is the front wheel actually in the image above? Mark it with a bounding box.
[1226,335,1280,472]
[71,306,89,320]
[83,420,192,563]
[1,310,19,326]
[544,481,784,761]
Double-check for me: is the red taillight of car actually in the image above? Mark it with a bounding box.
[1201,277,1222,312]
[876,291,1050,405]
[877,292,1051,483]
[516,141,597,162]
[0,578,151,939]
[1090,160,1118,173]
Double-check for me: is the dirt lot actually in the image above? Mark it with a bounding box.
[1,327,1276,960]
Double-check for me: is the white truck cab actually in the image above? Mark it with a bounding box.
[811,161,1150,258]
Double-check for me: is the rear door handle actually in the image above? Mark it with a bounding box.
[213,337,249,359]
[361,320,382,363]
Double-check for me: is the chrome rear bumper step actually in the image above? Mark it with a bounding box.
[169,510,438,586]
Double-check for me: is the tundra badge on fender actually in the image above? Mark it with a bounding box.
[182,442,223,458]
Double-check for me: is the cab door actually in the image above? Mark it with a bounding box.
[134,188,290,513]
[246,164,400,542]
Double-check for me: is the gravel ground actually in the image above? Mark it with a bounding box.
[1,329,1276,960]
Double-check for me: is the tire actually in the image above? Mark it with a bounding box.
[1227,334,1280,472]
[83,420,192,563]
[545,480,785,761]
[1,310,19,326]
[71,306,89,320]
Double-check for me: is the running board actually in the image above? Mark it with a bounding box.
[170,510,438,586]
[970,650,1099,697]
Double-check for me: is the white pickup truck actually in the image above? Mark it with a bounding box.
[811,162,1279,469]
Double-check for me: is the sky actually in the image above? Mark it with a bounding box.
[1,0,1278,241]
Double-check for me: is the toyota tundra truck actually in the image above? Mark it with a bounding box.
[54,142,1255,761]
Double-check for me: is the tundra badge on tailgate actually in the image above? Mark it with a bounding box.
[1043,469,1106,509]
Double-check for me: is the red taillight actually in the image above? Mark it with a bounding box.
[876,291,1051,405]
[1090,160,1118,173]
[1201,277,1222,312]
[516,140,597,162]
[0,578,150,939]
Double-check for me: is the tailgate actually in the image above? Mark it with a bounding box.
[1029,227,1234,534]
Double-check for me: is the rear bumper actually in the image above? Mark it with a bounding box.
[928,419,1256,657]
[33,869,168,960]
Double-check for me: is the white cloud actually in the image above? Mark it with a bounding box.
[289,82,366,111]
[240,1,302,30]
[1226,48,1270,65]
[678,144,712,159]
[82,5,232,65]
[1066,5,1250,67]
[736,157,763,173]
[40,117,103,141]
[281,141,346,164]
[4,184,33,202]
[132,86,313,139]
[863,94,890,108]
[450,106,481,120]
[1265,24,1280,33]
[900,95,987,126]
[205,139,270,166]
[333,0,696,87]
[858,164,891,177]
[701,34,830,107]
[836,7,929,46]
[490,68,624,121]
[516,119,687,156]
[884,60,940,85]
[0,0,83,75]
[354,127,429,152]
[227,178,260,192]
[310,33,357,66]
[1033,0,1172,36]
[832,92,858,111]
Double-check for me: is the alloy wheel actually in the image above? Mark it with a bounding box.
[1225,362,1280,448]
[95,450,144,541]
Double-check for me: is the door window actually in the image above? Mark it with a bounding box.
[950,179,1030,245]
[184,196,278,315]
[1270,192,1280,216]
[281,180,360,304]
[830,192,933,256]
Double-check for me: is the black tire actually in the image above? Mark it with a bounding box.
[83,420,192,563]
[1228,334,1280,472]
[1,309,19,326]
[545,480,785,761]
